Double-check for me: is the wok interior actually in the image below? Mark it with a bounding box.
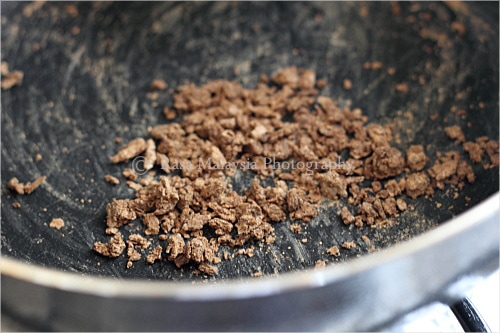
[1,2,498,280]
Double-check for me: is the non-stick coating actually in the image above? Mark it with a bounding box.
[1,2,498,280]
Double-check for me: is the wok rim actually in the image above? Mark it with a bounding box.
[1,192,499,301]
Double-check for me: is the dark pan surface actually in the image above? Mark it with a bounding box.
[1,2,498,280]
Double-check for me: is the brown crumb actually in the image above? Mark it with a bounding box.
[199,262,218,276]
[341,241,356,249]
[150,79,168,91]
[110,138,148,163]
[8,176,46,195]
[395,83,409,93]
[406,172,430,199]
[342,78,353,90]
[105,174,120,185]
[463,141,483,163]
[146,245,163,264]
[163,107,177,120]
[1,62,8,75]
[64,4,78,17]
[1,62,24,90]
[49,218,65,230]
[340,206,355,225]
[315,260,326,269]
[316,79,327,88]
[327,245,340,257]
[146,92,159,100]
[122,168,138,181]
[7,177,24,195]
[12,202,21,209]
[34,154,43,162]
[406,145,428,172]
[451,21,466,36]
[289,223,302,234]
[445,125,466,144]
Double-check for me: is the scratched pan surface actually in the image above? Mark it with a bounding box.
[1,2,498,280]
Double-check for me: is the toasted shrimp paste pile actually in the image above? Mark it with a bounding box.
[93,67,499,276]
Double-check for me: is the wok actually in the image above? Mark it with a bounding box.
[1,1,499,331]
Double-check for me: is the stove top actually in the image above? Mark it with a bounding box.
[385,270,499,332]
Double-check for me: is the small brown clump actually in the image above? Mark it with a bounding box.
[406,145,428,172]
[395,83,409,93]
[315,260,326,269]
[110,138,148,163]
[12,202,21,209]
[342,79,353,90]
[198,262,218,276]
[340,207,355,225]
[8,176,46,195]
[289,224,302,234]
[122,168,138,181]
[94,232,126,258]
[146,245,163,264]
[49,218,65,230]
[406,172,430,199]
[445,125,466,144]
[463,141,483,163]
[23,176,45,194]
[327,245,340,257]
[150,79,167,91]
[105,175,120,185]
[1,62,24,90]
[341,241,357,249]
[364,147,405,180]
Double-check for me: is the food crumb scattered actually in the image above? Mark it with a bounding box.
[315,260,326,269]
[34,154,42,162]
[49,218,65,230]
[316,79,327,88]
[8,176,46,195]
[445,125,466,144]
[342,78,353,90]
[1,62,24,90]
[395,83,409,93]
[146,245,163,264]
[341,241,357,249]
[150,79,168,91]
[199,262,218,276]
[289,223,302,234]
[327,245,340,257]
[12,202,21,209]
[105,174,120,185]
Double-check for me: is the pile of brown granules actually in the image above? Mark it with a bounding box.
[93,67,499,275]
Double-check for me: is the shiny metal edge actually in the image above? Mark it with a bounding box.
[1,192,499,301]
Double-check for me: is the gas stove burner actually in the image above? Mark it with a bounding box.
[384,270,499,332]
